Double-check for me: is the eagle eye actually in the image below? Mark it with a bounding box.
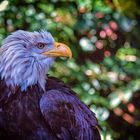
[37,43,45,49]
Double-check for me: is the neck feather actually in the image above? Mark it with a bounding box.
[0,47,54,91]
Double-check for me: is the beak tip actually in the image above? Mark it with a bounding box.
[68,49,72,59]
[69,53,72,59]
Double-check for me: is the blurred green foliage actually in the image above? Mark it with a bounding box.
[0,0,140,139]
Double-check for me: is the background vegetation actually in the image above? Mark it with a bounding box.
[0,0,140,139]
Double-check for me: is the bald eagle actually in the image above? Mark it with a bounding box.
[0,30,101,140]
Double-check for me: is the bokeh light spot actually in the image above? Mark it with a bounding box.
[95,41,104,49]
[104,50,111,57]
[100,30,106,38]
[127,103,135,113]
[109,21,118,30]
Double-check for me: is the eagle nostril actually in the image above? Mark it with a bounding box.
[57,44,60,48]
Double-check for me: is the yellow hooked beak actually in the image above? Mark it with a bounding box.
[42,42,72,59]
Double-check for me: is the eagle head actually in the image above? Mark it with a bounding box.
[0,30,72,91]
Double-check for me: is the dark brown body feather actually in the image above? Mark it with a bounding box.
[0,76,101,140]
